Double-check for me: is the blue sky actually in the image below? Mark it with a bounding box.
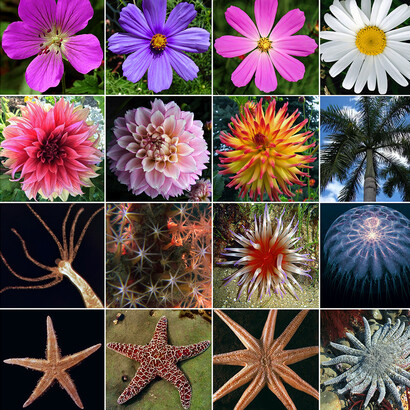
[320,96,409,203]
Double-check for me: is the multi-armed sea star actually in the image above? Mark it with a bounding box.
[213,309,319,409]
[107,315,210,409]
[3,316,101,408]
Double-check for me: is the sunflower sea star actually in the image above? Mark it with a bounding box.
[107,315,210,409]
[213,309,318,409]
[322,316,410,410]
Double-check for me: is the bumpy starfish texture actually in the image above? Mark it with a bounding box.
[3,316,101,408]
[213,309,318,410]
[107,315,210,409]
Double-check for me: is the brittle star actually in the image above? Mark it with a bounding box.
[0,204,103,308]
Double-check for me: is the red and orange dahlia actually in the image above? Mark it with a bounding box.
[218,99,316,201]
[1,99,102,200]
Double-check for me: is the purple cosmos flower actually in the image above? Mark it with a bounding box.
[2,0,103,93]
[108,0,210,93]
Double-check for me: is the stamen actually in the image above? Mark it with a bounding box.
[150,33,167,52]
[355,26,386,56]
[257,37,272,53]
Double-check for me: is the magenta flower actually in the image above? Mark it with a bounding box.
[2,0,103,93]
[108,0,210,93]
[215,0,318,92]
[108,99,210,199]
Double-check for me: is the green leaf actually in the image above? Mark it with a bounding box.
[66,74,102,95]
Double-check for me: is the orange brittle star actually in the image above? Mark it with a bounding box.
[3,316,101,408]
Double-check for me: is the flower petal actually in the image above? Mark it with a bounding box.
[383,47,410,81]
[324,13,355,35]
[373,0,392,26]
[56,0,93,36]
[225,6,259,41]
[271,9,305,39]
[142,0,166,33]
[342,52,365,90]
[329,2,358,32]
[374,55,388,94]
[166,48,199,81]
[63,34,102,74]
[354,55,372,93]
[25,51,64,92]
[378,52,408,87]
[275,35,317,57]
[386,27,410,42]
[18,0,56,32]
[2,21,42,59]
[380,5,410,32]
[164,2,196,37]
[119,3,153,40]
[122,45,153,83]
[108,33,149,55]
[145,168,165,189]
[168,28,210,53]
[270,50,305,82]
[231,49,260,87]
[321,41,354,62]
[254,0,277,38]
[214,35,256,58]
[328,48,358,77]
[255,52,277,92]
[148,53,173,93]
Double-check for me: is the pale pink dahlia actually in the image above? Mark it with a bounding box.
[1,99,102,201]
[188,178,212,202]
[108,99,210,199]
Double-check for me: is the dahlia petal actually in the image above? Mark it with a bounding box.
[177,143,195,156]
[177,155,197,173]
[270,50,305,82]
[25,51,64,92]
[147,53,173,93]
[380,5,410,32]
[225,6,259,41]
[18,0,56,32]
[214,35,256,58]
[166,48,199,81]
[271,9,305,39]
[56,0,93,36]
[142,0,166,33]
[168,28,210,53]
[163,116,176,135]
[342,53,365,90]
[145,169,165,189]
[119,3,153,40]
[255,52,277,92]
[275,35,317,57]
[163,162,180,179]
[254,0,277,38]
[328,48,358,77]
[151,110,165,127]
[63,34,102,74]
[135,107,151,127]
[231,49,260,87]
[1,22,42,59]
[122,46,153,83]
[164,2,196,37]
[108,33,149,55]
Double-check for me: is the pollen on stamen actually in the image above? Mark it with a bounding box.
[150,34,167,52]
[257,37,272,53]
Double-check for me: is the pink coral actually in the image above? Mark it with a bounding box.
[108,99,210,199]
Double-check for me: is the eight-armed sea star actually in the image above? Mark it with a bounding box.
[3,316,101,408]
[107,315,210,409]
[213,309,319,409]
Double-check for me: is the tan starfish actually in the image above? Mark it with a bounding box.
[213,309,318,410]
[3,316,101,408]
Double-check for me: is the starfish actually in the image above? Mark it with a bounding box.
[213,309,319,410]
[107,315,210,409]
[3,316,101,408]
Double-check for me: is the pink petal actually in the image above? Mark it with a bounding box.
[163,162,180,179]
[270,50,305,82]
[145,169,165,189]
[225,6,259,41]
[255,52,277,92]
[177,155,197,173]
[18,0,56,32]
[63,34,102,74]
[2,22,42,59]
[25,51,64,92]
[231,49,260,87]
[214,35,256,58]
[151,111,165,128]
[56,0,93,36]
[271,9,305,38]
[255,0,278,37]
[275,35,318,57]
[177,143,195,156]
[142,157,156,172]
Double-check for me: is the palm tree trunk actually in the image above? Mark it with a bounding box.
[364,149,376,201]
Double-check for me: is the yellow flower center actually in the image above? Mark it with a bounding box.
[355,26,386,56]
[150,34,167,52]
[257,37,272,53]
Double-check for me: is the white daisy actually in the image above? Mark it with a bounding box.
[321,0,410,94]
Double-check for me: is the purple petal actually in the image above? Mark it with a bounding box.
[56,0,93,36]
[147,53,173,93]
[142,0,166,33]
[2,21,42,59]
[255,52,277,92]
[18,0,56,32]
[166,48,198,81]
[270,50,305,82]
[231,49,260,87]
[214,35,256,58]
[119,3,153,40]
[63,34,102,74]
[26,51,64,92]
[275,35,317,57]
[122,46,153,83]
[168,28,210,53]
[108,33,149,55]
[164,2,196,37]
[271,9,305,38]
[225,6,259,41]
[254,0,277,37]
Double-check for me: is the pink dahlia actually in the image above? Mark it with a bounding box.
[1,99,103,201]
[214,0,318,92]
[188,178,212,202]
[108,99,210,199]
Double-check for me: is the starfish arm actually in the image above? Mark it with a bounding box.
[3,357,48,371]
[151,315,168,344]
[215,310,260,351]
[213,364,258,403]
[117,366,156,405]
[60,343,101,369]
[22,373,55,408]
[267,370,296,410]
[235,370,266,410]
[158,363,192,410]
[56,371,84,409]
[107,343,145,361]
[173,340,210,362]
[261,309,277,349]
[46,316,61,362]
[276,346,319,365]
[213,349,255,366]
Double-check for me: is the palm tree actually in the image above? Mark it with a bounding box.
[321,97,410,201]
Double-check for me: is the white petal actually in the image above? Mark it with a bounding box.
[342,52,365,90]
[324,13,355,34]
[383,47,410,80]
[330,1,360,31]
[367,56,377,90]
[380,5,410,32]
[369,0,383,25]
[354,55,372,93]
[321,31,355,42]
[374,55,388,94]
[375,0,392,27]
[321,41,354,62]
[378,53,408,87]
[329,48,359,77]
[388,40,410,60]
[347,0,368,27]
[361,0,371,19]
[387,27,410,41]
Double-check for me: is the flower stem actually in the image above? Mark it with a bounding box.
[61,72,66,94]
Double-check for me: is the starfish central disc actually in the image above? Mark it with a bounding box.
[355,26,386,55]
[151,33,167,52]
[257,37,272,52]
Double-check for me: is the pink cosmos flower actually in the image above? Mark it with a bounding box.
[215,0,318,92]
[2,0,103,93]
[1,99,103,201]
[108,99,210,200]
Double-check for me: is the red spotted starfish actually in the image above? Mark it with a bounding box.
[107,315,210,409]
[3,316,101,408]
[213,309,318,409]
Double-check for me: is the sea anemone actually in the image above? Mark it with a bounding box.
[0,99,102,201]
[220,204,313,301]
[108,99,210,199]
[218,99,316,201]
